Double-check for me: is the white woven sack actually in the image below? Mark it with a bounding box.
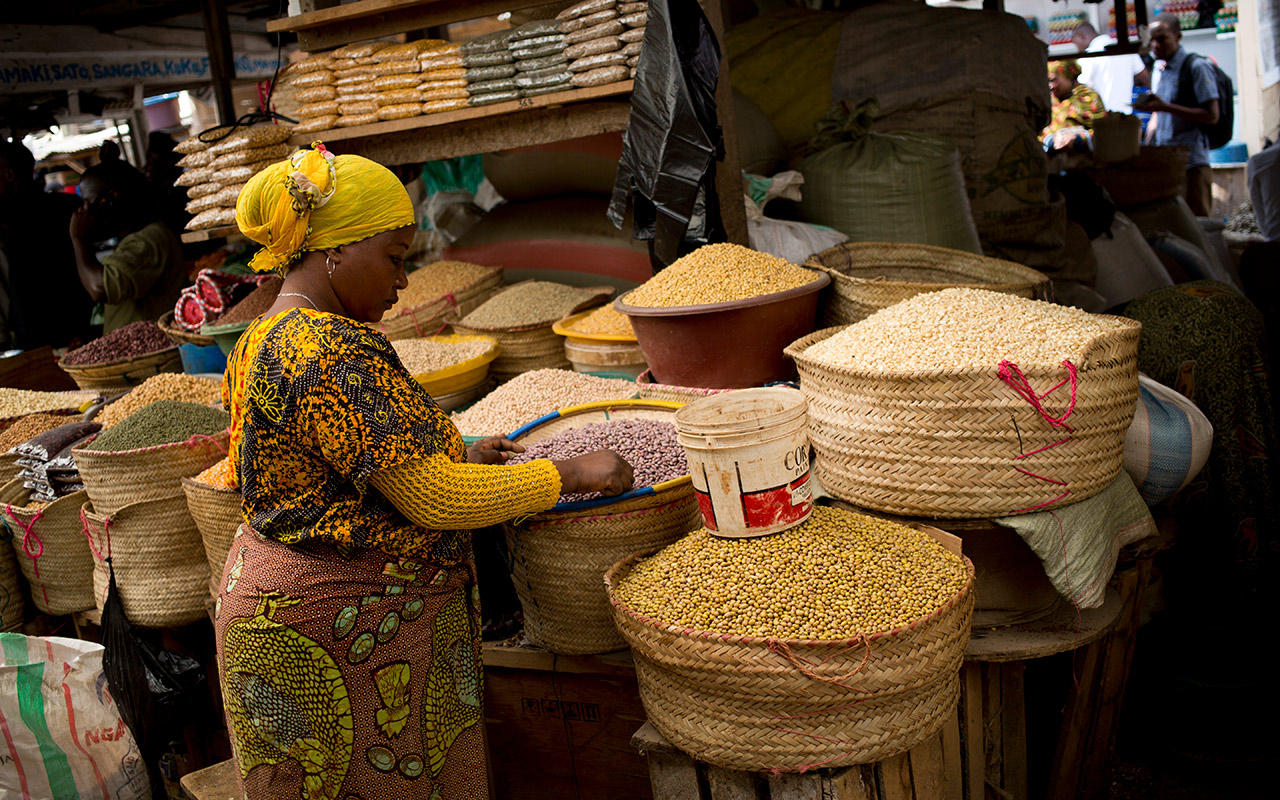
[1091,213,1173,308]
[1123,374,1213,506]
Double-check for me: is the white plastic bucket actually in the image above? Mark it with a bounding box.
[674,387,812,538]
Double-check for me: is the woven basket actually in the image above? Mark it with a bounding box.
[0,534,22,631]
[0,453,21,484]
[447,317,571,382]
[635,369,734,404]
[80,496,210,628]
[74,430,230,516]
[0,481,94,615]
[181,478,243,594]
[785,324,1141,518]
[506,495,701,655]
[805,242,1052,327]
[371,267,505,342]
[606,550,975,771]
[158,311,216,347]
[59,347,183,393]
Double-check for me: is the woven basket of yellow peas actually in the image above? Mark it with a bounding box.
[604,505,975,772]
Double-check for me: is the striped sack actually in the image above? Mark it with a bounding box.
[1123,374,1214,506]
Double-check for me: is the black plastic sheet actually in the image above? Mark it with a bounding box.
[100,559,206,797]
[608,0,726,267]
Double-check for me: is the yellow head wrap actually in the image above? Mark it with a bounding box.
[236,143,415,274]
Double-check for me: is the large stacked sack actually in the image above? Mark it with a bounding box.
[557,0,631,89]
[286,52,338,134]
[175,124,294,231]
[462,31,520,107]
[417,40,469,114]
[508,19,571,97]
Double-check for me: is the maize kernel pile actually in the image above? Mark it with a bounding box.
[391,261,495,313]
[804,288,1128,371]
[624,243,820,308]
[564,304,635,338]
[393,338,492,375]
[614,506,968,640]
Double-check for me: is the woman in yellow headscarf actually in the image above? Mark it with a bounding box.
[214,143,632,800]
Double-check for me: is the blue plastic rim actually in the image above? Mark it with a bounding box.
[180,343,227,375]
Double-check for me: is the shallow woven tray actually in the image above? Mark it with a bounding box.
[159,311,217,347]
[606,548,975,771]
[59,347,182,392]
[785,322,1141,518]
[805,242,1052,327]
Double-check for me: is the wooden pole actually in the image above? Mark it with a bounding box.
[200,0,238,124]
[700,0,749,246]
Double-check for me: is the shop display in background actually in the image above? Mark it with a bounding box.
[450,368,636,437]
[175,124,295,231]
[1215,1,1238,32]
[1048,11,1088,45]
[1155,0,1199,31]
[1108,2,1139,40]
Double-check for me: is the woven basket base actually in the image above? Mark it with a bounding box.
[4,489,95,615]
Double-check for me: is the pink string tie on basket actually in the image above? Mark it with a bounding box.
[5,505,51,608]
[998,359,1079,430]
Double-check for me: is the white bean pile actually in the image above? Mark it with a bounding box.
[508,418,686,501]
[450,369,635,437]
[804,288,1128,371]
[393,339,492,375]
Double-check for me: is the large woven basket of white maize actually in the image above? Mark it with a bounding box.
[805,242,1052,327]
[503,400,700,655]
[605,548,976,771]
[784,321,1141,519]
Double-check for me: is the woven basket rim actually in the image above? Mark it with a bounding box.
[180,476,240,496]
[3,488,88,519]
[80,492,191,522]
[804,242,1049,288]
[59,345,181,374]
[73,428,229,459]
[785,321,1142,379]
[522,482,694,526]
[605,547,975,649]
[387,265,504,320]
[158,311,217,347]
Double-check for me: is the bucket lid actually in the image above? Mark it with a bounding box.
[674,387,806,434]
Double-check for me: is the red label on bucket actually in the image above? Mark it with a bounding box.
[741,473,812,529]
[694,490,719,531]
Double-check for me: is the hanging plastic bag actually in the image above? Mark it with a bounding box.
[100,559,207,798]
[0,632,151,800]
[608,0,726,266]
[744,170,848,264]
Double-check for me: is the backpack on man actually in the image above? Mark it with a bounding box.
[1175,53,1234,149]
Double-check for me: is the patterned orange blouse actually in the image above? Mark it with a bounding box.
[223,308,559,561]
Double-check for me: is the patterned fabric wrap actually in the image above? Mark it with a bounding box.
[1048,83,1106,135]
[214,526,488,800]
[236,144,415,275]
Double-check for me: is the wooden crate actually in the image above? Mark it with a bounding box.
[484,641,653,800]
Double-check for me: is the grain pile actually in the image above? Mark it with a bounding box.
[392,261,495,314]
[509,418,684,501]
[83,401,230,452]
[563,304,635,338]
[216,278,284,326]
[0,414,76,452]
[95,374,223,429]
[0,390,97,420]
[557,0,636,88]
[191,456,237,490]
[803,288,1129,371]
[460,282,596,328]
[624,244,820,308]
[393,338,493,375]
[61,321,173,366]
[451,369,635,436]
[177,125,294,230]
[615,506,968,640]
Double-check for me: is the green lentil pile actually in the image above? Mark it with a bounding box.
[83,400,230,452]
[460,281,596,328]
[614,506,968,640]
[624,243,821,308]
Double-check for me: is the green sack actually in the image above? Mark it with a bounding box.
[798,101,982,253]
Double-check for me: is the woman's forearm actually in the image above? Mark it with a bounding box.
[72,239,107,302]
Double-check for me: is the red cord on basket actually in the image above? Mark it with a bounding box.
[998,359,1079,428]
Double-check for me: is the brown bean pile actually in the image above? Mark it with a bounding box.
[95,374,223,429]
[508,418,685,501]
[0,414,74,452]
[216,278,283,326]
[62,321,174,366]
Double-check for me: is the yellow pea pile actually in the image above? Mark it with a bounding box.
[624,243,821,308]
[615,506,968,640]
[564,304,635,338]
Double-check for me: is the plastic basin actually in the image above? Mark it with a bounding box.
[179,343,227,375]
[614,272,830,389]
[201,320,252,356]
[410,334,500,396]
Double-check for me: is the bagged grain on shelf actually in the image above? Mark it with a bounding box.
[187,208,237,230]
[285,70,331,89]
[175,166,215,187]
[331,41,389,59]
[293,85,337,103]
[514,54,569,72]
[564,37,622,60]
[570,51,627,72]
[619,2,647,13]
[186,182,222,199]
[462,49,513,67]
[291,53,333,73]
[421,99,467,114]
[516,68,572,90]
[186,195,221,215]
[373,73,422,91]
[176,150,214,168]
[466,64,517,81]
[335,73,372,87]
[562,8,618,33]
[339,99,378,116]
[508,19,562,40]
[523,82,574,97]
[620,40,643,57]
[337,113,380,127]
[174,134,211,155]
[469,78,520,94]
[510,40,566,60]
[420,86,468,102]
[210,143,291,168]
[377,88,421,106]
[373,42,423,62]
[565,19,624,44]
[206,124,293,154]
[212,162,275,185]
[470,90,521,106]
[298,99,341,118]
[420,46,463,72]
[419,67,466,82]
[294,116,339,134]
[417,78,469,92]
[572,64,629,87]
[620,27,646,43]
[369,60,420,77]
[377,103,422,121]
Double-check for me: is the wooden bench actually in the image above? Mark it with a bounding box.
[180,759,238,800]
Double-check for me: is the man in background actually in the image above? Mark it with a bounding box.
[1136,13,1221,216]
[1073,21,1150,115]
[0,140,98,350]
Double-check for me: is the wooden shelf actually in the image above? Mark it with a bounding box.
[296,81,634,165]
[181,224,241,244]
[268,0,564,51]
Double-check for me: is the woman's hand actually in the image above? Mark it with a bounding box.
[554,450,635,497]
[69,205,92,243]
[466,436,525,464]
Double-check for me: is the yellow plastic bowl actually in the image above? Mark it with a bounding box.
[552,309,639,344]
[411,334,501,396]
